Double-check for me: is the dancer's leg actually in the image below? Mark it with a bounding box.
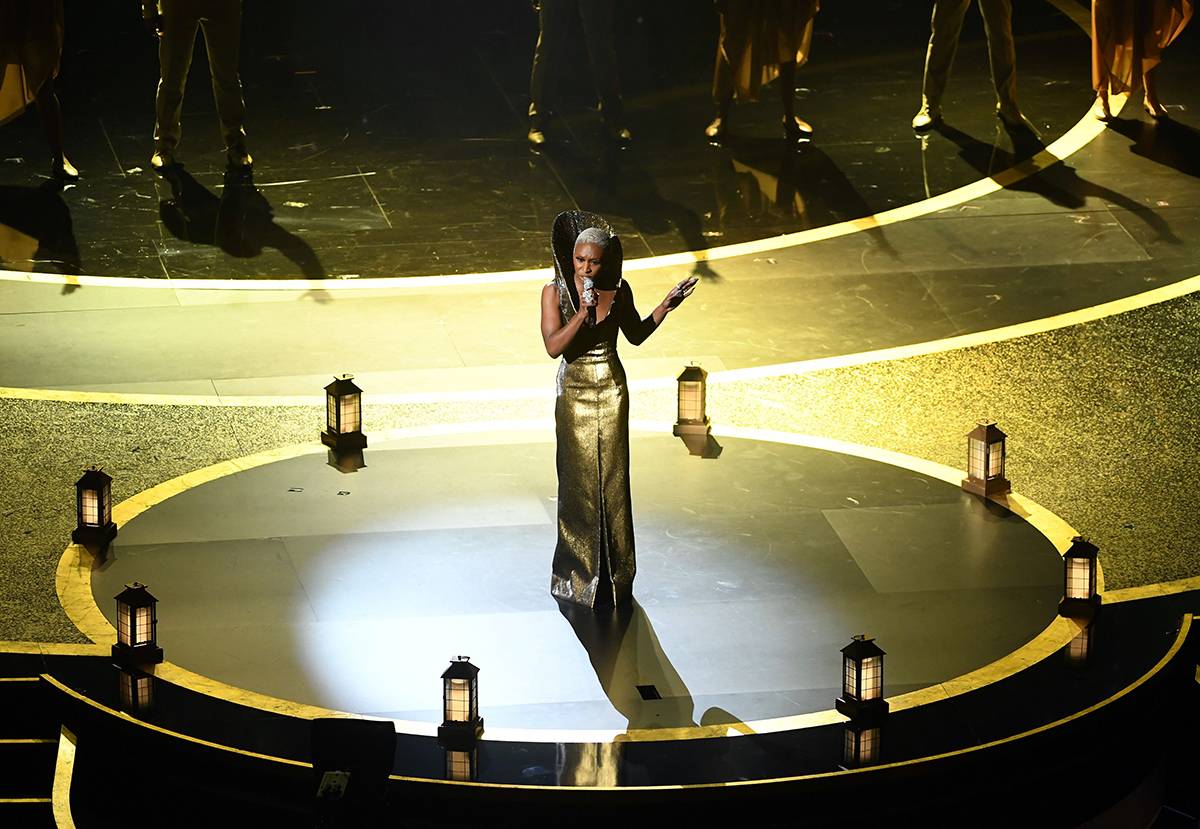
[35,78,76,178]
[920,0,971,115]
[979,0,1020,120]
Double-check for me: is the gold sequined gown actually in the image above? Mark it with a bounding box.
[549,211,659,609]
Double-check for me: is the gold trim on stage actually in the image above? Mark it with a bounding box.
[50,422,1091,744]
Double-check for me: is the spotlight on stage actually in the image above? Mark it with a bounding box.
[73,466,117,553]
[438,656,484,750]
[112,582,164,667]
[117,666,155,714]
[841,720,881,769]
[1059,536,1101,619]
[961,420,1010,498]
[322,374,368,453]
[836,635,888,724]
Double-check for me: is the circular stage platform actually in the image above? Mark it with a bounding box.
[93,427,1063,737]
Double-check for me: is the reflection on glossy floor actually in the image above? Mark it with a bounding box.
[92,434,1061,731]
[1,0,1097,279]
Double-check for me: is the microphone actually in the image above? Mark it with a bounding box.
[583,277,596,327]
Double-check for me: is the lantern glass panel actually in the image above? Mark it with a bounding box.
[987,441,1004,479]
[860,655,882,700]
[678,382,703,422]
[339,393,361,434]
[842,728,855,761]
[81,489,100,526]
[117,603,131,646]
[326,393,337,431]
[1066,556,1092,599]
[120,672,154,710]
[860,727,880,763]
[447,750,472,782]
[842,657,858,698]
[133,605,153,646]
[445,677,471,722]
[102,488,111,524]
[1067,625,1091,665]
[968,438,986,479]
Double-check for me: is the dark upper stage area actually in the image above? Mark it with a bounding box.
[0,0,1136,280]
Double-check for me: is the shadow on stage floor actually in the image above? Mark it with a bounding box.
[0,0,1094,279]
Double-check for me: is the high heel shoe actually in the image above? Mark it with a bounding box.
[783,115,814,143]
[1094,93,1113,122]
[1144,98,1169,119]
[49,155,79,181]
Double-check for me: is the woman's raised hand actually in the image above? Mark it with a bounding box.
[663,276,699,311]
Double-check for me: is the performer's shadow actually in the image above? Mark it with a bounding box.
[1103,116,1200,180]
[539,140,721,281]
[934,121,1180,244]
[156,166,326,278]
[708,136,899,260]
[0,180,81,275]
[557,598,746,733]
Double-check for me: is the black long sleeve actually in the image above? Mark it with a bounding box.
[617,281,659,345]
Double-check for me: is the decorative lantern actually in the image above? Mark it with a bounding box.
[321,374,367,452]
[841,721,881,769]
[836,635,888,723]
[118,667,155,713]
[112,582,163,665]
[72,467,117,551]
[672,364,711,437]
[961,420,1010,497]
[1059,536,1101,618]
[444,748,477,782]
[438,656,483,749]
[1065,622,1093,668]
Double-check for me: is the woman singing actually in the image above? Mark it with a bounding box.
[540,211,697,609]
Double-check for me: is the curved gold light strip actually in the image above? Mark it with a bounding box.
[391,613,1192,790]
[51,727,78,829]
[56,422,1089,744]
[0,95,1122,294]
[28,611,1193,791]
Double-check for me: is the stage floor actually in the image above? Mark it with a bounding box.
[93,428,1062,734]
[0,0,1096,279]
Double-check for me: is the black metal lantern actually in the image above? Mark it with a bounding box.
[72,467,117,551]
[1059,536,1101,618]
[961,420,1010,497]
[118,667,155,713]
[841,721,882,769]
[112,582,163,666]
[444,748,477,782]
[836,635,888,723]
[321,374,367,452]
[438,656,483,749]
[673,364,711,437]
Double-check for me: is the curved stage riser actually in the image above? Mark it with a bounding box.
[29,595,1197,824]
[92,434,1062,734]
